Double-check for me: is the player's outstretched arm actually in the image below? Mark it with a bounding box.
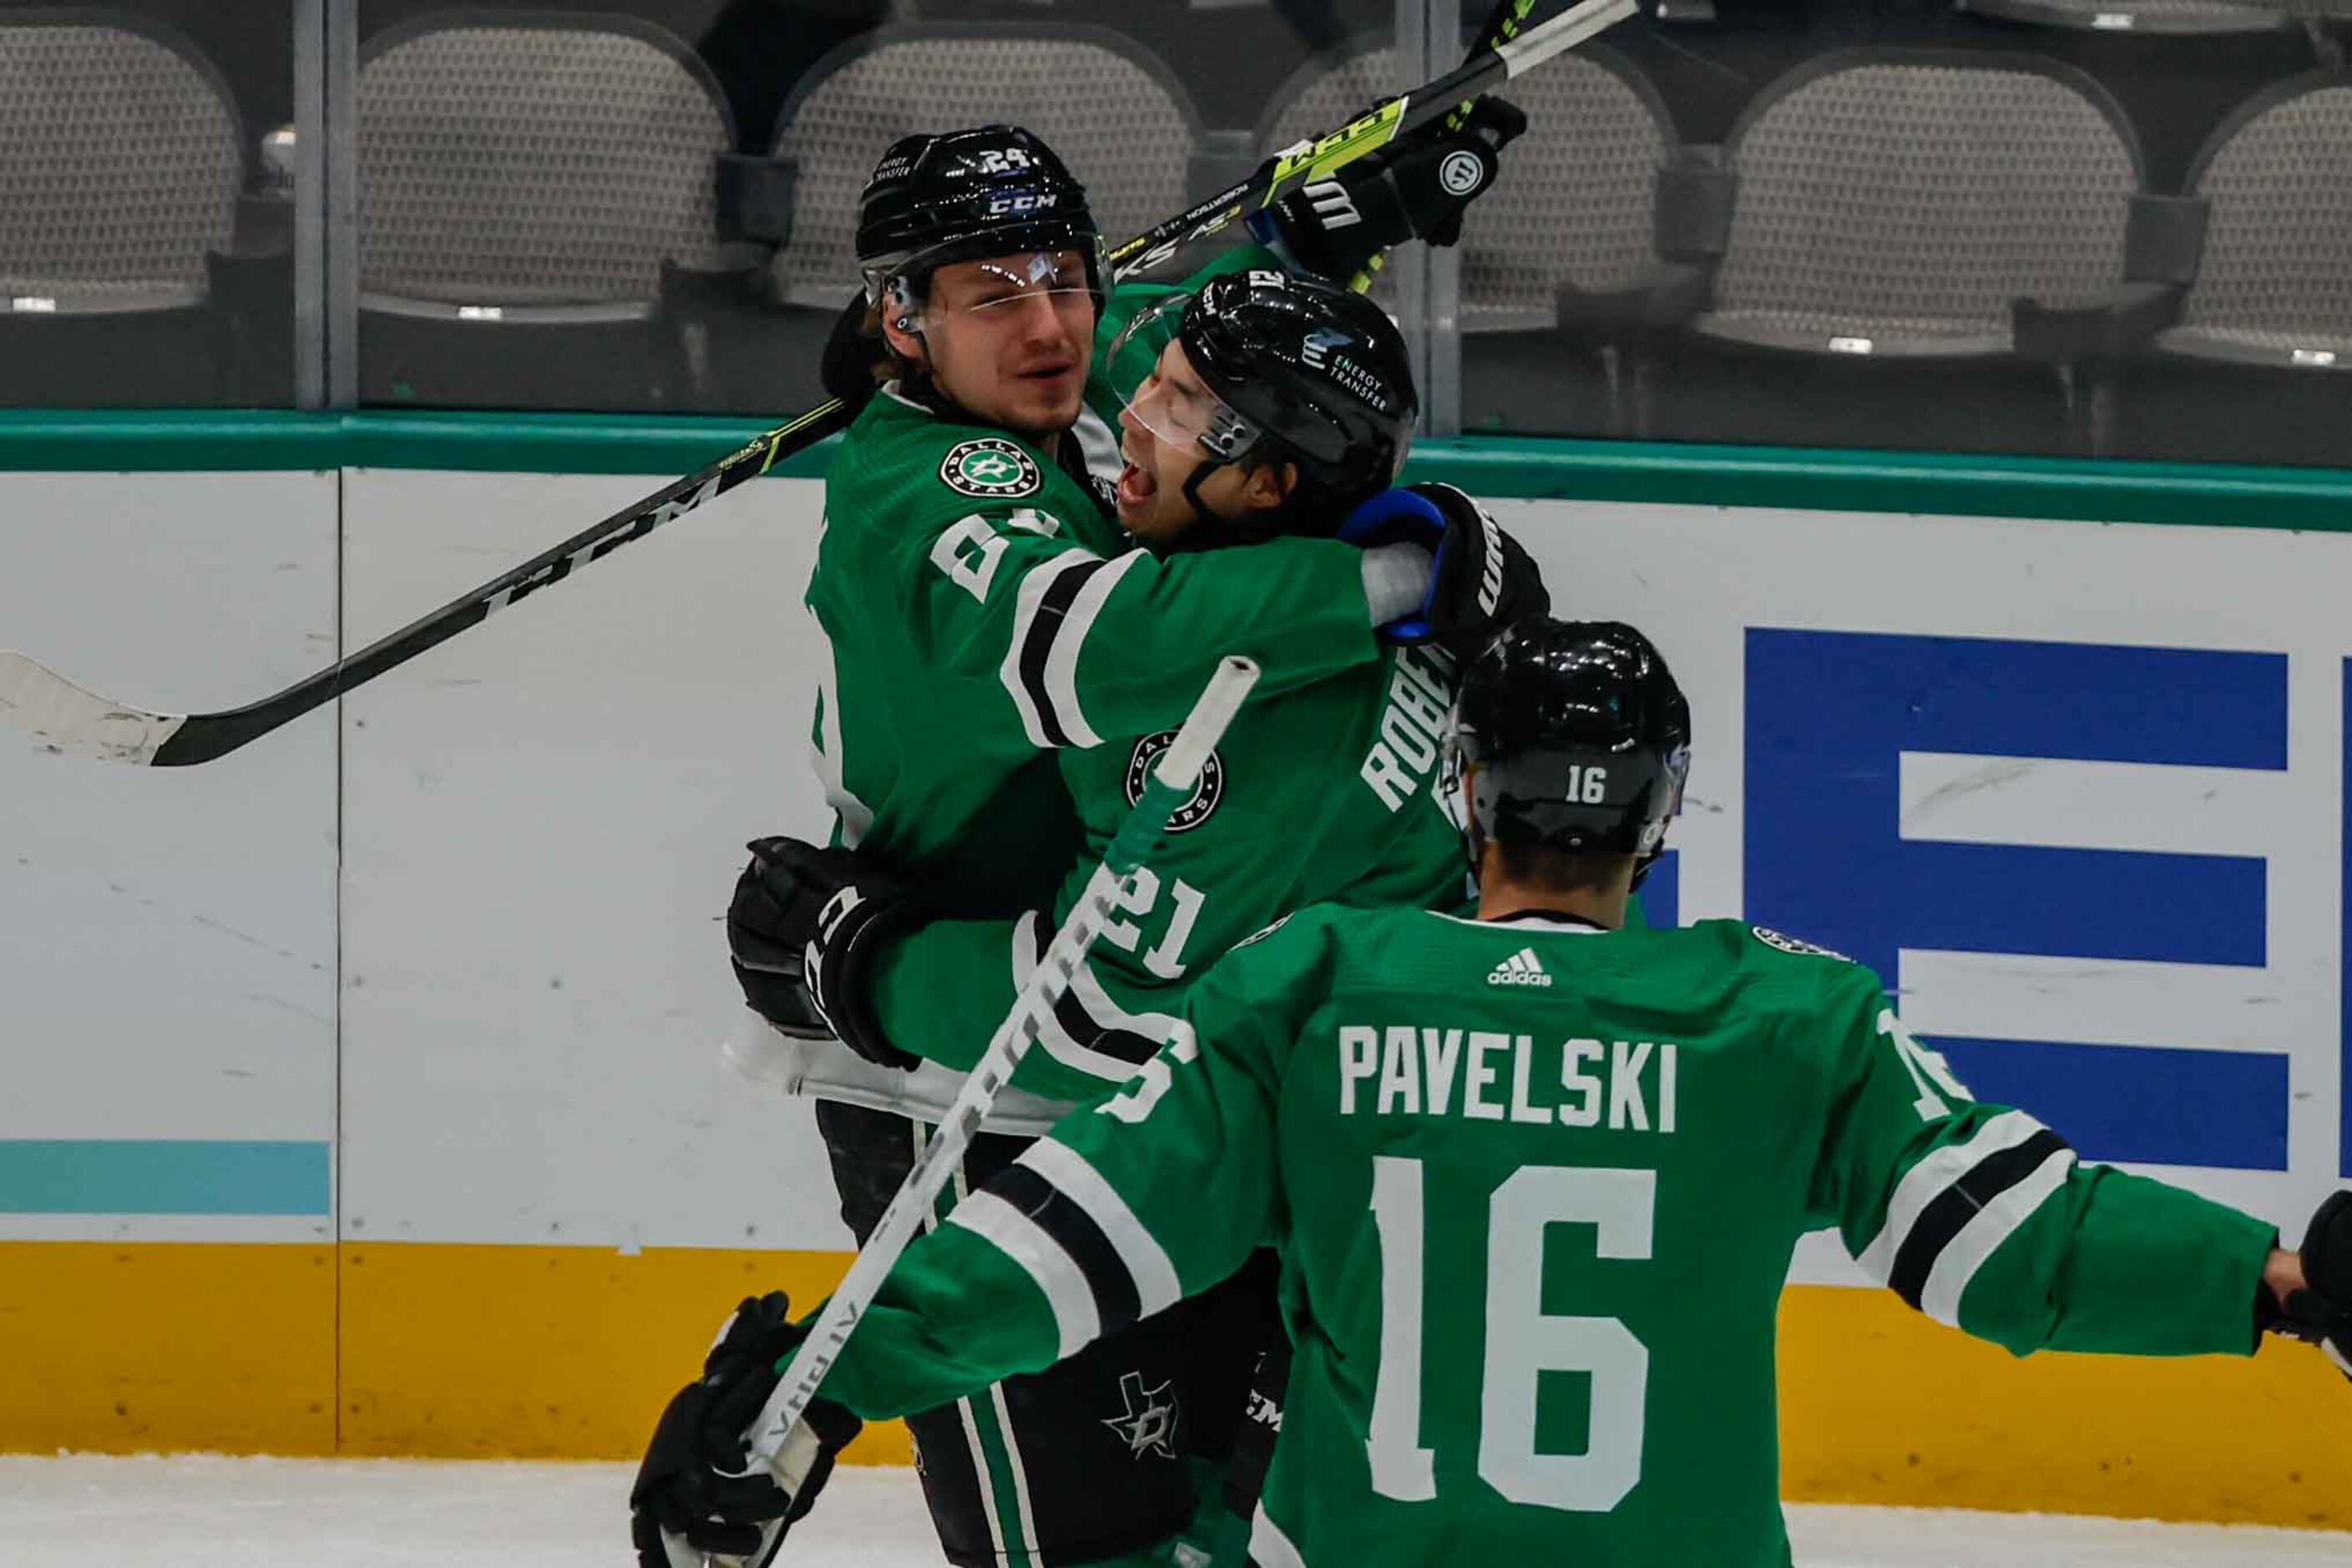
[805,912,1329,1424]
[1804,969,2276,1360]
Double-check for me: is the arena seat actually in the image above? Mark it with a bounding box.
[0,13,245,405]
[356,12,744,410]
[2157,72,2352,370]
[2112,70,2352,463]
[1662,49,2186,454]
[769,23,1204,312]
[1956,0,2297,34]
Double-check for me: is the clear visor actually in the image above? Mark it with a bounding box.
[885,249,1095,326]
[1111,295,1260,461]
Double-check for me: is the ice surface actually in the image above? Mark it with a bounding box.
[1,1456,2347,1567]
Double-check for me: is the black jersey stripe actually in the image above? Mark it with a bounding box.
[990,1163,1144,1334]
[1888,1128,2073,1311]
[1014,558,1105,750]
[1052,987,1165,1067]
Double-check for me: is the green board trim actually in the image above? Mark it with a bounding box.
[0,409,2344,530]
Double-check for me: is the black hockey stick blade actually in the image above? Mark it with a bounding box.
[1,0,1633,768]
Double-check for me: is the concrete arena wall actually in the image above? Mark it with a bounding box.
[4,450,2352,1525]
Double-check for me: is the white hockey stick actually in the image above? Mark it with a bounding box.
[667,655,1262,1568]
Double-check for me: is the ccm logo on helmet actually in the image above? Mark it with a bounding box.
[986,192,1060,217]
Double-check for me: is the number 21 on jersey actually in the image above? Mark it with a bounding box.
[1367,1158,1654,1514]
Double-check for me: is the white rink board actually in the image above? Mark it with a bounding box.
[0,472,338,1245]
[336,469,846,1250]
[4,469,2351,1271]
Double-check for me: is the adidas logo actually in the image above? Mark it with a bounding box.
[1487,948,1552,987]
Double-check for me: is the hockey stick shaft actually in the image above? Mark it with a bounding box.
[0,0,1630,769]
[696,657,1259,1568]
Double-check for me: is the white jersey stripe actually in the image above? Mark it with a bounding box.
[1038,549,1144,751]
[1250,1507,1310,1568]
[1854,1109,2047,1284]
[999,552,1100,748]
[1918,1144,2079,1328]
[918,1129,1009,1566]
[948,1189,1100,1359]
[1020,1138,1183,1317]
[1011,915,1146,1085]
[1067,951,1186,1055]
[987,1378,1042,1562]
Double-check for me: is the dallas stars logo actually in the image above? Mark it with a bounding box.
[940,438,1042,499]
[1125,731,1224,832]
[1101,1371,1180,1460]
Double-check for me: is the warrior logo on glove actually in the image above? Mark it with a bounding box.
[1439,149,1488,197]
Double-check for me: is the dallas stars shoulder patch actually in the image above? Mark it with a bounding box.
[1125,730,1224,832]
[939,437,1042,499]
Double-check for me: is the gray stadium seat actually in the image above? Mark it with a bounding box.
[361,13,734,311]
[357,12,741,407]
[0,13,245,404]
[1697,53,2148,361]
[2155,72,2352,369]
[0,13,240,315]
[1956,0,2298,33]
[769,23,1203,310]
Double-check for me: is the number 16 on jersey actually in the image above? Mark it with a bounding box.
[1367,1157,1656,1514]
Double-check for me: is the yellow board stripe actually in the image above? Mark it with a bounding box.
[7,1241,2351,1532]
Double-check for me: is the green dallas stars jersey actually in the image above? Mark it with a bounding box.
[807,245,1380,906]
[811,908,2278,1568]
[865,640,1471,1103]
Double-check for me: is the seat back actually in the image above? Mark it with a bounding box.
[358,13,732,306]
[771,23,1199,308]
[1958,0,2290,34]
[1711,51,2142,351]
[2178,73,2352,353]
[0,13,240,309]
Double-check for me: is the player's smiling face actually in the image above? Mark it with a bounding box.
[1115,341,1292,546]
[887,251,1095,438]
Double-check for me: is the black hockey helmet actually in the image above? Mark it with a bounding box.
[855,126,1106,316]
[1452,617,1691,886]
[1115,268,1417,529]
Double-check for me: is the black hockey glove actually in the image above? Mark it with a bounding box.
[1339,481,1549,659]
[630,1291,862,1568]
[1247,98,1526,284]
[2263,1190,2352,1378]
[727,837,920,1070]
[819,288,888,414]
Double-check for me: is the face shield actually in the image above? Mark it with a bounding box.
[1109,293,1262,463]
[869,246,1100,331]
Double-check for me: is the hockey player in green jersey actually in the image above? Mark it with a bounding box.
[670,119,1533,1568]
[641,618,2352,1568]
[750,271,1513,1107]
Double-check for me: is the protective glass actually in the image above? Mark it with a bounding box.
[1110,295,1261,461]
[909,249,1097,326]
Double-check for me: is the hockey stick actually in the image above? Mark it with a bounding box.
[1345,0,1542,295]
[662,655,1261,1568]
[0,0,1632,769]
